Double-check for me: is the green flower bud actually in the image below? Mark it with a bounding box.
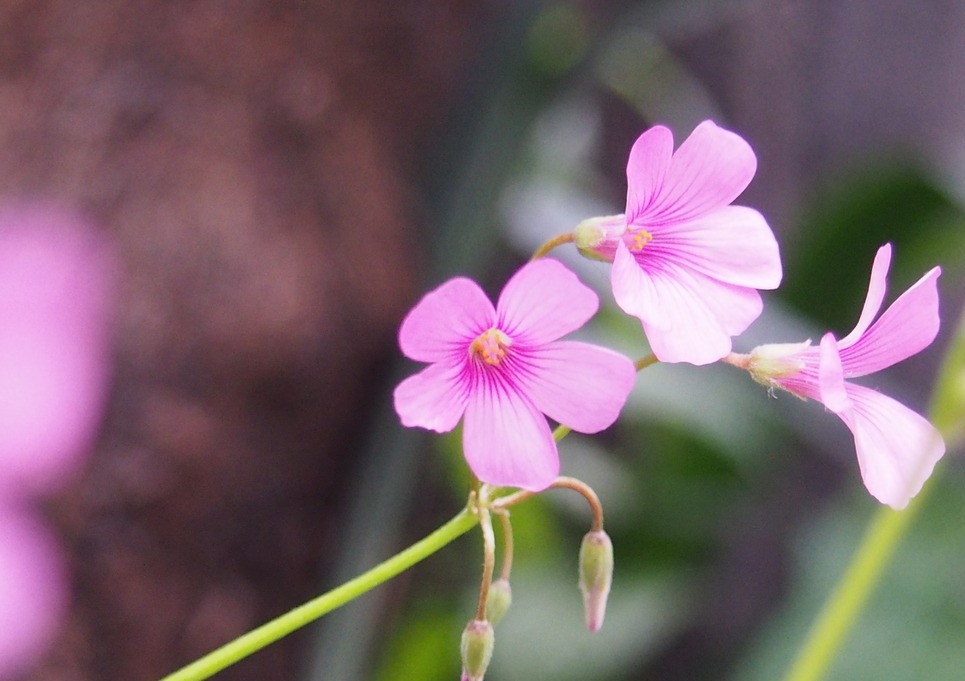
[460,619,494,681]
[485,578,512,625]
[578,529,613,632]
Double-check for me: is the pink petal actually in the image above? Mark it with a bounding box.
[496,259,598,344]
[838,244,891,348]
[625,125,674,223]
[518,341,636,433]
[839,266,941,377]
[630,121,757,227]
[0,507,67,679]
[837,383,946,510]
[612,242,762,365]
[0,211,112,497]
[818,333,850,413]
[393,361,470,433]
[463,386,558,491]
[398,278,495,363]
[646,205,782,290]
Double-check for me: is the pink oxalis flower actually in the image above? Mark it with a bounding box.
[393,258,636,491]
[0,206,112,678]
[575,120,782,365]
[738,244,944,509]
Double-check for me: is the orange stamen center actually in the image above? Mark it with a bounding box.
[470,328,512,366]
[628,229,653,252]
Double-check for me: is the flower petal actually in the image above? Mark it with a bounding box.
[630,121,757,227]
[516,341,636,433]
[496,259,598,344]
[0,214,112,497]
[393,361,469,433]
[625,125,674,223]
[838,244,891,348]
[839,265,941,376]
[0,507,67,679]
[645,205,782,290]
[612,242,762,365]
[398,277,495,363]
[818,333,850,413]
[836,383,945,510]
[463,385,558,491]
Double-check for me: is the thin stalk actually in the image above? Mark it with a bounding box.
[160,509,479,681]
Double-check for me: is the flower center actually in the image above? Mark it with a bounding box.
[627,228,653,252]
[470,328,512,366]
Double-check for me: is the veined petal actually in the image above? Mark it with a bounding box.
[646,205,782,289]
[837,383,945,510]
[463,385,558,491]
[612,242,762,364]
[839,266,941,376]
[631,121,757,227]
[818,333,850,413]
[517,341,636,433]
[625,125,674,223]
[497,259,598,343]
[399,278,495,363]
[393,361,469,433]
[838,244,891,348]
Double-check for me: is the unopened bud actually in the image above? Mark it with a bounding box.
[573,214,625,262]
[578,529,613,632]
[485,578,512,625]
[460,619,494,681]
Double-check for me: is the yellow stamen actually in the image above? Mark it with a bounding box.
[470,328,512,366]
[628,229,653,252]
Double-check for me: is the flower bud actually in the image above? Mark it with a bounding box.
[460,619,494,681]
[574,214,625,262]
[485,578,512,625]
[578,529,613,632]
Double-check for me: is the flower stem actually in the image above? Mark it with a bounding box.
[159,509,479,681]
[531,232,575,260]
[474,506,496,620]
[779,490,928,681]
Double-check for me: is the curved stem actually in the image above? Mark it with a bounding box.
[474,506,496,620]
[551,476,605,532]
[494,510,514,580]
[159,509,479,681]
[531,232,575,260]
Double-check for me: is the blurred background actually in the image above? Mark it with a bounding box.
[1,0,964,679]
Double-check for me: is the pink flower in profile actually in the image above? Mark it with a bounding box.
[737,244,944,509]
[575,120,782,365]
[393,259,636,491]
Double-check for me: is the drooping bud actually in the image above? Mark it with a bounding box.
[573,214,625,262]
[578,529,613,632]
[484,578,512,626]
[460,619,495,681]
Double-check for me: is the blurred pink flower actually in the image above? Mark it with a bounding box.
[576,120,782,365]
[0,205,112,678]
[393,259,635,491]
[0,207,112,498]
[740,244,944,509]
[0,506,67,680]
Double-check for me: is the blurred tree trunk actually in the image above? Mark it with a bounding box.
[0,1,494,679]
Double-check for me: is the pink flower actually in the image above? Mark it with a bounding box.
[0,206,112,677]
[393,259,636,491]
[740,244,944,509]
[575,120,782,365]
[0,506,67,680]
[0,207,112,498]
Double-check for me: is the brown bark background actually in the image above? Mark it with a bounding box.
[1,1,494,679]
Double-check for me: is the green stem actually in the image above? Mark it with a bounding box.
[780,488,928,681]
[159,509,479,681]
